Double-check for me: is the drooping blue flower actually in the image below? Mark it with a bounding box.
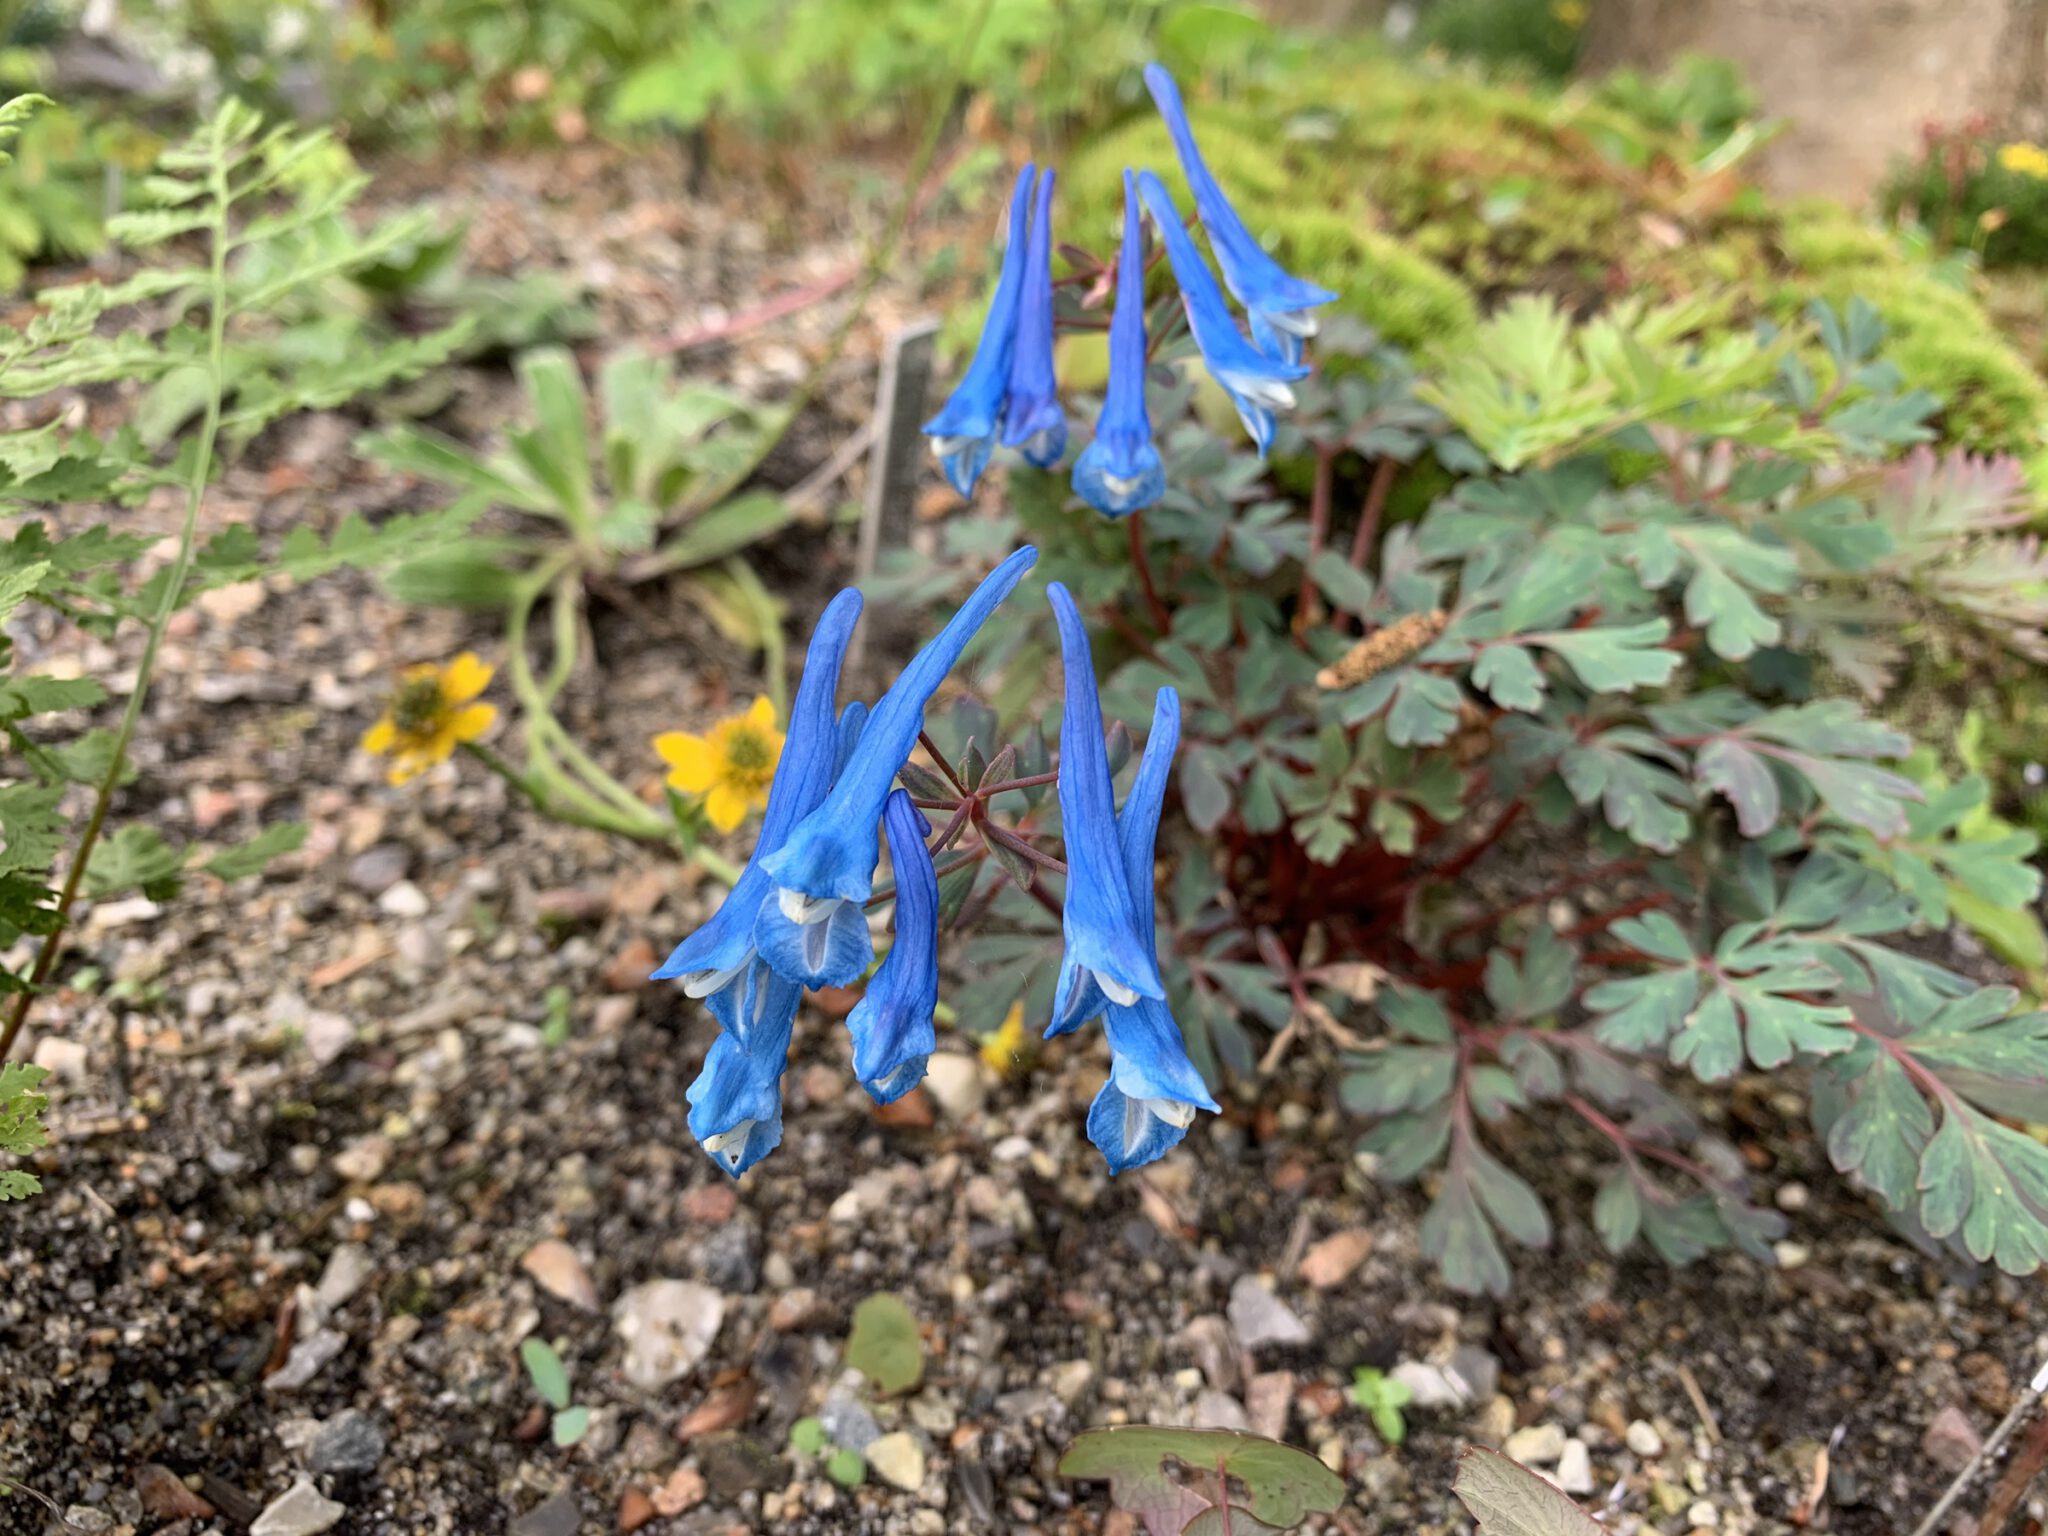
[1072,171,1166,519]
[650,588,863,1038]
[1047,581,1165,1036]
[1001,166,1066,469]
[922,165,1038,497]
[846,790,940,1104]
[687,961,800,1177]
[1085,687,1219,1173]
[1136,171,1309,458]
[759,545,1039,985]
[1143,64,1337,365]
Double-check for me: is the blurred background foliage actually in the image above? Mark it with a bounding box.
[2,0,2046,813]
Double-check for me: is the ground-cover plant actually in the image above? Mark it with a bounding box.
[1882,118,2048,270]
[0,98,483,1125]
[356,344,802,856]
[877,66,2048,1290]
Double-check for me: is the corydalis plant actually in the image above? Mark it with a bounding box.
[922,65,1333,513]
[898,296,2048,1291]
[654,548,1217,1176]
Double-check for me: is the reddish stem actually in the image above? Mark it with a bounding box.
[1567,1092,1715,1184]
[1296,444,1337,634]
[918,730,969,795]
[1347,457,1400,578]
[1126,512,1172,634]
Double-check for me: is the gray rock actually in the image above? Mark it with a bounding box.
[313,1244,373,1313]
[250,1478,345,1536]
[1227,1276,1310,1351]
[1922,1405,1982,1474]
[1246,1371,1294,1441]
[1194,1391,1251,1432]
[507,1489,581,1536]
[1448,1345,1500,1402]
[1175,1314,1242,1394]
[307,1411,385,1475]
[61,1511,111,1535]
[263,1329,346,1392]
[346,844,410,895]
[820,1384,883,1451]
[699,1221,759,1293]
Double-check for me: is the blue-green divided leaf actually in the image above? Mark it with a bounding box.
[1470,643,1545,712]
[1918,1107,2048,1276]
[1592,1172,1641,1254]
[1525,619,1678,693]
[1340,1045,1455,1116]
[1583,913,1701,1052]
[1358,1102,1452,1182]
[1059,1426,1344,1536]
[1823,1051,1931,1214]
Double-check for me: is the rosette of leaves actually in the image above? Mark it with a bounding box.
[892,296,2048,1290]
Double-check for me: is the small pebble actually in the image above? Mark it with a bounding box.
[1626,1419,1664,1459]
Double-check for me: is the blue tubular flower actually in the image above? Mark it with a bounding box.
[759,545,1039,983]
[1001,167,1066,469]
[846,790,940,1104]
[922,166,1038,497]
[687,962,800,1177]
[1046,582,1165,1037]
[1142,64,1336,365]
[651,589,863,1032]
[1136,171,1309,458]
[1086,688,1220,1173]
[1072,171,1166,519]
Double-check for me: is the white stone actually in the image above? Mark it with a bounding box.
[1556,1438,1595,1494]
[866,1431,926,1491]
[250,1477,345,1536]
[377,880,430,917]
[1504,1423,1567,1466]
[313,1244,373,1313]
[921,1053,986,1121]
[1626,1419,1665,1459]
[613,1279,724,1389]
[30,1036,88,1081]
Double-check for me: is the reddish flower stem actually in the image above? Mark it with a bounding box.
[1126,512,1172,634]
[1347,456,1400,578]
[1296,443,1337,634]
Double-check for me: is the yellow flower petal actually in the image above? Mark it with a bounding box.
[449,702,497,743]
[656,732,719,792]
[361,717,397,754]
[743,695,777,732]
[388,755,424,786]
[440,652,494,705]
[402,661,440,684]
[704,782,750,833]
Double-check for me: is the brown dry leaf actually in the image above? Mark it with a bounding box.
[676,1380,756,1442]
[1299,1228,1373,1291]
[520,1239,599,1312]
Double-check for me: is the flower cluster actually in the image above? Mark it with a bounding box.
[923,64,1335,518]
[652,546,1216,1177]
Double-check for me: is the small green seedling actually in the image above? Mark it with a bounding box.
[520,1336,590,1447]
[0,1063,50,1201]
[1349,1367,1413,1445]
[790,1414,866,1486]
[540,985,573,1048]
[1060,1426,1345,1536]
[846,1291,924,1395]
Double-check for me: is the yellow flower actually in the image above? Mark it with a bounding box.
[979,999,1033,1077]
[360,652,498,787]
[655,696,784,834]
[1998,142,2048,180]
[1551,0,1589,26]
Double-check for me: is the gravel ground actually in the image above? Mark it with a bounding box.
[2,144,2045,1536]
